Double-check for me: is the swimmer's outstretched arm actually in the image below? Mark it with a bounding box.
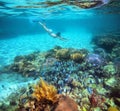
[38,22,52,33]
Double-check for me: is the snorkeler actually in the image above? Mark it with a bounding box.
[38,22,68,41]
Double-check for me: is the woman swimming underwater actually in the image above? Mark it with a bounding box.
[38,21,68,41]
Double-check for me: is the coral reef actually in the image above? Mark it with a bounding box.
[0,86,28,111]
[85,53,104,66]
[55,48,70,60]
[109,80,120,107]
[17,78,78,111]
[111,47,120,59]
[17,78,59,111]
[7,47,89,76]
[70,52,85,63]
[8,51,45,76]
[103,63,117,76]
[2,46,120,111]
[104,77,117,88]
[32,78,58,103]
[91,34,120,62]
[92,35,119,52]
[88,90,106,109]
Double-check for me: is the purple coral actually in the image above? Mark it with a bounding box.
[85,53,104,66]
[102,0,110,4]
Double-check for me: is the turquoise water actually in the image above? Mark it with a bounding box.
[0,0,120,110]
[0,14,120,66]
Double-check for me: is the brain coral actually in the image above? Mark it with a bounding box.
[70,52,85,62]
[55,48,70,60]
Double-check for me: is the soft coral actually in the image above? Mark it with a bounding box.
[32,78,58,103]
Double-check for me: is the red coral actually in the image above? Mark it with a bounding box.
[89,90,105,108]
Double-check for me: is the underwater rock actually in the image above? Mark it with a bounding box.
[54,95,78,111]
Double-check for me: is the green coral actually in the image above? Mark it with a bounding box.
[103,63,116,76]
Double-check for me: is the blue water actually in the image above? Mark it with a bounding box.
[0,14,120,66]
[0,0,120,106]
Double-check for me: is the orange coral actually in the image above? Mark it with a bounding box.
[32,78,58,103]
[17,78,79,111]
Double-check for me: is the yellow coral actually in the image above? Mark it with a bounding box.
[56,48,70,59]
[32,78,58,103]
[108,107,119,111]
[70,53,85,62]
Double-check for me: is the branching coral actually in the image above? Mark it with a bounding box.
[32,78,58,103]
